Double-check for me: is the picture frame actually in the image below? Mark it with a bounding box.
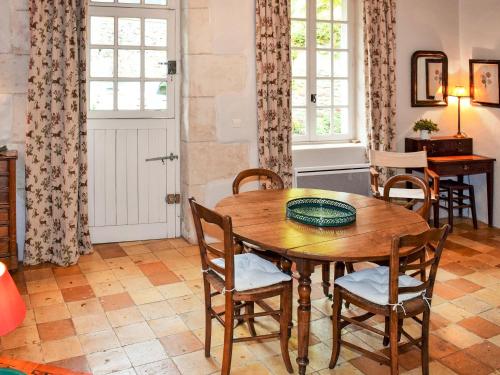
[469,59,500,107]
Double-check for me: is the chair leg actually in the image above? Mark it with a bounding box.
[447,188,454,232]
[383,316,390,346]
[469,186,478,229]
[322,262,331,297]
[433,198,440,228]
[329,287,342,369]
[389,312,399,375]
[203,280,212,357]
[245,301,257,337]
[421,308,431,375]
[344,263,354,308]
[279,282,294,374]
[221,294,235,375]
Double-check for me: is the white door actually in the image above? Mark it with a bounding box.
[87,1,180,243]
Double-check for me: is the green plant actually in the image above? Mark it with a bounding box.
[413,118,439,133]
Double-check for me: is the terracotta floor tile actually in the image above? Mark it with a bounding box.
[168,238,191,248]
[159,331,203,356]
[123,339,167,367]
[23,268,54,282]
[167,294,203,314]
[134,359,180,375]
[435,324,483,349]
[441,262,475,276]
[128,287,164,305]
[79,329,121,354]
[37,318,76,341]
[144,240,175,253]
[434,282,468,300]
[0,325,40,350]
[463,341,500,369]
[119,276,154,292]
[138,261,170,276]
[442,278,483,293]
[86,347,132,374]
[439,350,493,375]
[40,336,84,363]
[29,290,64,308]
[172,349,220,374]
[66,298,104,317]
[92,280,125,297]
[429,334,460,359]
[0,344,44,363]
[34,303,71,324]
[106,306,145,328]
[147,271,181,286]
[450,295,493,314]
[115,322,155,345]
[458,316,500,339]
[26,278,59,294]
[99,292,135,311]
[61,284,95,302]
[157,281,193,299]
[138,300,175,320]
[52,265,83,277]
[84,269,117,284]
[95,243,127,259]
[349,355,392,375]
[55,274,89,289]
[48,355,91,373]
[72,313,111,335]
[148,316,189,337]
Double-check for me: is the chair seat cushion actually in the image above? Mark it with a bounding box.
[335,266,423,306]
[211,253,291,292]
[378,186,436,200]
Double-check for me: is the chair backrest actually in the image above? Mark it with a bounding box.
[189,198,235,290]
[388,225,450,306]
[370,150,428,169]
[232,168,284,194]
[383,174,432,220]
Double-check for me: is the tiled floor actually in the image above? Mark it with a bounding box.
[1,219,499,374]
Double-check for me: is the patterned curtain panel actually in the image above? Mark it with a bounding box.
[25,0,92,266]
[256,0,293,187]
[363,0,397,180]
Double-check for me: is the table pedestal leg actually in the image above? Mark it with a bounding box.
[296,260,313,375]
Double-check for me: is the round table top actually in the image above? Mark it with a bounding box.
[215,188,429,262]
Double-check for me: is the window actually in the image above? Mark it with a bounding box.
[88,0,176,118]
[291,0,354,142]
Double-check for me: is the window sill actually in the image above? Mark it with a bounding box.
[292,142,366,151]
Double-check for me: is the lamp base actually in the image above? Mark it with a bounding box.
[454,132,467,138]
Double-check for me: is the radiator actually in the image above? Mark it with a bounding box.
[293,164,371,196]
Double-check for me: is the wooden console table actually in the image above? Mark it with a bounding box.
[405,137,496,227]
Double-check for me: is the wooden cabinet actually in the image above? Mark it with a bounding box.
[0,151,17,270]
[405,136,473,157]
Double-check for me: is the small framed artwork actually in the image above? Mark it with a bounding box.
[469,59,500,107]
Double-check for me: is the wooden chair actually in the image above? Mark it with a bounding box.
[189,197,294,375]
[329,225,450,375]
[233,168,332,297]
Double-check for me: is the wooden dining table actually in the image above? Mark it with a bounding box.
[215,188,429,375]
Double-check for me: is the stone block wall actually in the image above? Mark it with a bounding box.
[0,0,30,258]
[180,0,258,241]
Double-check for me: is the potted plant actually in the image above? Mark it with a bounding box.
[413,119,439,140]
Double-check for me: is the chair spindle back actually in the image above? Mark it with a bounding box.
[383,174,432,220]
[232,168,284,194]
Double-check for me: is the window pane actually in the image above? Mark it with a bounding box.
[316,80,332,106]
[145,81,167,110]
[291,0,306,18]
[333,23,348,49]
[333,107,348,133]
[119,0,140,3]
[317,51,331,77]
[292,50,307,77]
[90,81,114,110]
[90,49,114,78]
[118,82,140,110]
[333,0,348,21]
[91,17,114,45]
[316,22,331,49]
[118,18,141,46]
[317,0,331,20]
[145,19,167,47]
[292,108,306,136]
[333,51,348,77]
[145,50,167,78]
[92,0,113,2]
[292,79,306,107]
[316,108,331,136]
[145,0,167,4]
[333,80,348,105]
[291,21,306,48]
[118,50,140,78]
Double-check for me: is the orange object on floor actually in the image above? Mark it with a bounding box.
[0,357,90,375]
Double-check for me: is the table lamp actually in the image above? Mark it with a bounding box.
[0,262,26,336]
[449,86,468,138]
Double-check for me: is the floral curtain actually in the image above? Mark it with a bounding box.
[363,0,397,180]
[256,0,293,187]
[25,0,92,266]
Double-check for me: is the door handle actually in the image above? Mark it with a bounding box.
[145,153,179,164]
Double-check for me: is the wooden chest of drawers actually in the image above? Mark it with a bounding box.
[405,136,473,156]
[0,151,18,270]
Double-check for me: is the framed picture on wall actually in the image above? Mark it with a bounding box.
[469,59,500,107]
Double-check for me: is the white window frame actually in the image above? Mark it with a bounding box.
[88,0,178,119]
[291,0,357,143]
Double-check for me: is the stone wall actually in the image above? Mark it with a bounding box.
[180,0,258,241]
[0,0,30,258]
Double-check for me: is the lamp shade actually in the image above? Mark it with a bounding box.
[0,262,26,336]
[450,86,467,97]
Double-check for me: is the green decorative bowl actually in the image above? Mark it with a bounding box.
[0,369,26,375]
[286,198,356,227]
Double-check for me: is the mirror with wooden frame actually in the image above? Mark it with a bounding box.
[411,50,448,107]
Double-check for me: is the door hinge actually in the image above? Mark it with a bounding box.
[166,194,181,204]
[168,61,177,75]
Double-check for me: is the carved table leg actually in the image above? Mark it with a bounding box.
[296,260,313,375]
